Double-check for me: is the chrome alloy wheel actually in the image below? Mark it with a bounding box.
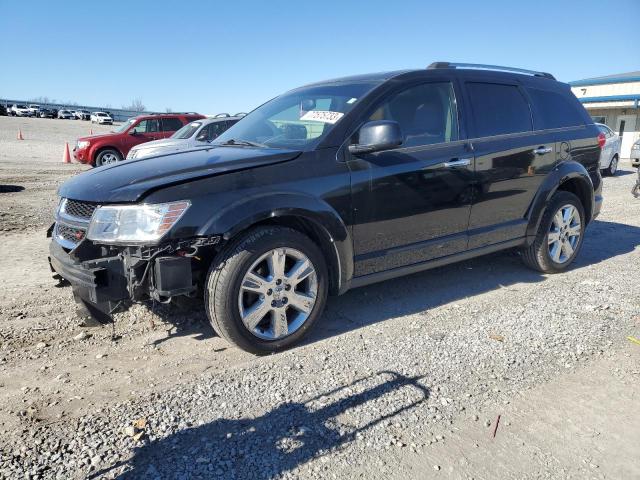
[102,153,119,164]
[547,204,581,264]
[238,247,318,340]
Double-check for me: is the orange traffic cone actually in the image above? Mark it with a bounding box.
[17,129,24,140]
[63,142,71,164]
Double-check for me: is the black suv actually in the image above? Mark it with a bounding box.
[49,62,603,353]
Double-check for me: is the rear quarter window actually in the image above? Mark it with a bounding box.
[162,117,184,132]
[526,88,586,130]
[466,82,532,137]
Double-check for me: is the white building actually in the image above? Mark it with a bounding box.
[570,71,640,159]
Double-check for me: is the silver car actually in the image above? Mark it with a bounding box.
[126,115,241,160]
[596,123,622,176]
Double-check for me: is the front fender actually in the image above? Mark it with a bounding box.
[199,192,353,294]
[525,160,594,242]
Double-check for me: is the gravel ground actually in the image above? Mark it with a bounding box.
[0,116,639,479]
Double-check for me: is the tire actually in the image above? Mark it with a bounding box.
[521,191,585,273]
[205,226,328,354]
[605,155,618,176]
[94,149,121,167]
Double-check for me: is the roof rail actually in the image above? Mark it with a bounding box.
[427,62,555,80]
[214,113,230,118]
[147,112,200,115]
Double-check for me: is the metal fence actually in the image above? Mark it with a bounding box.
[0,98,153,122]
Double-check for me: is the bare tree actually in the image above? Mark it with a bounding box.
[124,99,146,112]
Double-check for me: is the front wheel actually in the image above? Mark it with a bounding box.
[205,226,328,354]
[95,149,121,167]
[521,191,585,273]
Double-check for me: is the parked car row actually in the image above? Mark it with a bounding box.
[51,62,607,353]
[3,104,114,121]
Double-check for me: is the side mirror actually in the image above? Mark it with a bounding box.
[196,132,208,142]
[348,120,402,155]
[128,129,138,136]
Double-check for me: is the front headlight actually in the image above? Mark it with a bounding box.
[77,140,90,149]
[87,201,190,243]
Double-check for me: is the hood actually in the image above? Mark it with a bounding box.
[131,138,186,151]
[58,146,302,203]
[77,132,119,142]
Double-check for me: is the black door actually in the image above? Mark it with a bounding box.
[346,81,474,276]
[463,80,557,249]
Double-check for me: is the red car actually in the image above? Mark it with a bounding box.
[73,112,206,166]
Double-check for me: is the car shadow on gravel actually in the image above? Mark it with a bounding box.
[92,371,429,479]
[0,184,25,193]
[308,219,640,344]
[609,168,635,177]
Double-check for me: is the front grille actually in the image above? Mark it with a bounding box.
[64,199,98,219]
[56,224,87,244]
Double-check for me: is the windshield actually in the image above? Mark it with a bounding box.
[213,81,379,150]
[114,118,136,133]
[171,121,202,139]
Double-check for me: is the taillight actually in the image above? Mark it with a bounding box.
[597,133,606,149]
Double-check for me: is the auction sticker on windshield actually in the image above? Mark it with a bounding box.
[300,110,344,124]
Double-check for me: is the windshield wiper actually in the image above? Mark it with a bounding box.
[216,138,268,148]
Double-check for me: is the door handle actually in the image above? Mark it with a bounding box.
[533,146,552,155]
[444,158,472,168]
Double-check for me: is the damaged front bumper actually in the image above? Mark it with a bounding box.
[48,230,219,325]
[49,239,129,324]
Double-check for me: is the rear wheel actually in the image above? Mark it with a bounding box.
[95,149,121,167]
[205,226,328,354]
[521,191,585,273]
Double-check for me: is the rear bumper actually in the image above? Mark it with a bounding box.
[593,194,603,220]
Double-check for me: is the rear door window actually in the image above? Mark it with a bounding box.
[161,117,184,132]
[466,82,532,137]
[526,88,585,130]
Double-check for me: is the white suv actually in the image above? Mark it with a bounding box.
[10,104,32,116]
[90,112,113,125]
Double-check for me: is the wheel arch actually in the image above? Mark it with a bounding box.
[525,161,594,243]
[202,194,353,296]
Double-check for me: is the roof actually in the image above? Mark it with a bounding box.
[300,70,412,88]
[299,64,561,90]
[569,71,640,86]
